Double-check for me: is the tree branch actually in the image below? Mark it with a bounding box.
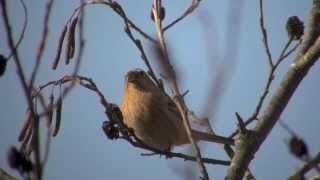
[152,0,209,179]
[288,152,320,180]
[259,0,273,67]
[163,0,201,32]
[226,1,320,179]
[29,0,54,89]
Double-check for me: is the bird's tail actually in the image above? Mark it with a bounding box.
[191,130,234,145]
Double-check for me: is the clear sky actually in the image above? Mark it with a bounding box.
[0,0,319,179]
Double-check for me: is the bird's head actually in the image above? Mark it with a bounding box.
[125,69,156,91]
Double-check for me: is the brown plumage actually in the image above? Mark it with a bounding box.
[120,69,234,150]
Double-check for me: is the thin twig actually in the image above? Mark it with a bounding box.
[229,38,300,138]
[7,0,28,60]
[108,1,162,89]
[275,39,302,67]
[125,15,157,43]
[1,2,48,179]
[125,30,163,90]
[235,112,246,133]
[83,0,157,43]
[152,0,209,179]
[36,94,52,167]
[274,38,293,67]
[29,2,54,178]
[259,0,273,67]
[0,0,29,100]
[163,0,201,32]
[120,136,230,166]
[101,1,157,42]
[29,0,54,90]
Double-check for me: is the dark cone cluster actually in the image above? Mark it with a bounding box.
[289,136,308,159]
[7,146,33,173]
[286,16,304,40]
[0,54,7,77]
[102,121,120,140]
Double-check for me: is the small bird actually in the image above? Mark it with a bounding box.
[120,69,234,150]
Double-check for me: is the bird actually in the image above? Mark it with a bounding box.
[120,69,234,151]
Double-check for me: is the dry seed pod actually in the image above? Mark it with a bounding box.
[289,136,308,159]
[0,54,7,77]
[25,132,35,156]
[20,122,33,152]
[65,17,78,65]
[102,121,120,140]
[286,16,304,40]
[18,109,32,142]
[150,5,165,22]
[24,114,40,156]
[52,96,63,137]
[47,93,54,128]
[52,25,67,70]
[7,146,33,173]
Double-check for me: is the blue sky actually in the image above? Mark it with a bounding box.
[0,0,319,179]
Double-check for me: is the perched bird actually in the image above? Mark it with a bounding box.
[120,69,234,150]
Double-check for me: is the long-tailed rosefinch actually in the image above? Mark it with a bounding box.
[120,69,234,150]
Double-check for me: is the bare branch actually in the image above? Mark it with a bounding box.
[163,0,201,32]
[152,0,209,179]
[29,0,54,89]
[0,0,29,100]
[276,39,302,67]
[229,38,300,139]
[121,135,230,166]
[90,1,157,43]
[226,1,320,179]
[109,1,162,89]
[259,0,273,67]
[7,0,28,60]
[288,152,320,180]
